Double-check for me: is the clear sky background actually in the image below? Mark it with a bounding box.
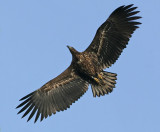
[0,0,160,132]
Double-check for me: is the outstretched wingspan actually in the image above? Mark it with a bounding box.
[17,4,141,123]
[17,65,89,122]
[85,4,141,69]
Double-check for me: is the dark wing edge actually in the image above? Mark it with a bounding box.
[85,4,141,69]
[16,65,89,123]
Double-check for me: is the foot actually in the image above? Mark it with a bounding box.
[93,77,100,84]
[98,73,103,80]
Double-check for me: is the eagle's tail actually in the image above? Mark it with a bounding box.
[91,71,117,97]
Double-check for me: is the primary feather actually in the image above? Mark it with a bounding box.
[85,4,141,69]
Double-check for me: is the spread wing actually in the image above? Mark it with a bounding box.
[16,65,89,123]
[85,4,141,69]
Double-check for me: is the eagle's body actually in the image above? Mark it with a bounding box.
[17,4,141,122]
[70,48,101,80]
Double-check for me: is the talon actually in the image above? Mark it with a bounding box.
[93,77,100,84]
[98,74,103,80]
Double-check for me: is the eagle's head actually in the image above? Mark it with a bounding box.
[67,45,79,56]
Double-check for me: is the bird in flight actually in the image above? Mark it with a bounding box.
[17,4,141,123]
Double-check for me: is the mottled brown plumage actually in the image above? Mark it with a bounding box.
[17,4,141,122]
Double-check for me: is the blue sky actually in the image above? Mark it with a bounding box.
[0,0,160,132]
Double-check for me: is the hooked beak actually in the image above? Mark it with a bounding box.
[67,45,75,55]
[67,45,78,57]
[67,45,73,52]
[67,45,71,49]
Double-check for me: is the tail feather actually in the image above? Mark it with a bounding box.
[91,71,117,97]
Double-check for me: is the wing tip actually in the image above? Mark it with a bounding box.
[19,92,34,101]
[111,4,140,16]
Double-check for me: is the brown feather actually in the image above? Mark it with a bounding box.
[17,4,141,123]
[17,65,89,122]
[85,4,141,69]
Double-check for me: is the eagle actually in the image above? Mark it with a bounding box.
[17,4,141,122]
